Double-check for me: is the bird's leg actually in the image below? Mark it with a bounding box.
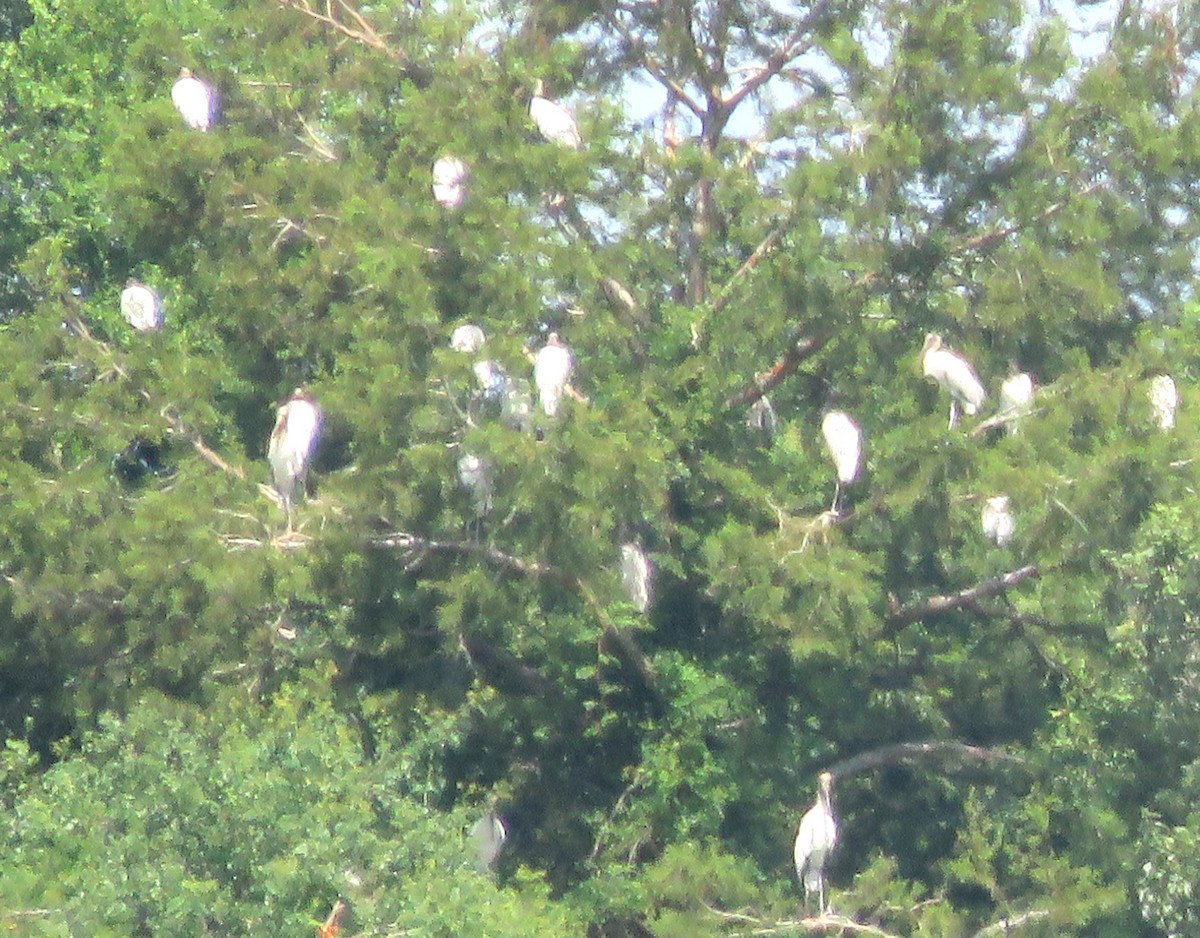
[830,481,841,514]
[948,400,959,430]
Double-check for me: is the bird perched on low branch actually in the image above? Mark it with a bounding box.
[534,332,574,417]
[921,333,985,430]
[1150,374,1179,431]
[432,155,469,208]
[794,771,837,915]
[120,278,162,332]
[470,811,508,875]
[998,371,1034,434]
[171,67,217,131]
[821,410,862,513]
[981,495,1015,547]
[530,79,581,149]
[268,388,321,531]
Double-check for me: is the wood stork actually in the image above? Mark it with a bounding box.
[500,377,534,433]
[268,389,321,531]
[745,395,778,436]
[981,495,1015,547]
[432,155,469,208]
[451,323,486,354]
[470,811,507,875]
[921,333,986,430]
[1150,374,1179,430]
[530,80,581,149]
[619,542,652,613]
[457,453,493,517]
[171,67,217,132]
[534,332,573,416]
[120,278,162,332]
[998,371,1034,434]
[821,410,862,512]
[794,771,837,915]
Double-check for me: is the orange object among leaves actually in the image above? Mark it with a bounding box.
[317,898,348,938]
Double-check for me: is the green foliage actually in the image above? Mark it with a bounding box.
[1,0,1199,934]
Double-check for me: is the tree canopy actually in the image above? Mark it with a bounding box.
[2,0,1200,935]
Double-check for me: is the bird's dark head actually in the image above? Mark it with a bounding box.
[178,67,194,79]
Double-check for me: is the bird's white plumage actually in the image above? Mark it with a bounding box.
[120,279,162,332]
[534,333,573,416]
[451,323,486,354]
[1150,374,1178,430]
[470,811,507,874]
[530,81,581,149]
[171,68,216,131]
[457,453,493,517]
[821,411,862,485]
[794,772,837,914]
[745,395,778,436]
[432,155,469,208]
[921,333,986,429]
[998,372,1034,433]
[269,390,321,528]
[501,378,534,433]
[981,495,1015,547]
[619,542,652,613]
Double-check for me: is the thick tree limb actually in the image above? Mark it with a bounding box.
[724,333,828,409]
[882,566,1039,638]
[827,741,1025,781]
[459,631,556,697]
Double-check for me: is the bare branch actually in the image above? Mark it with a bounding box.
[702,902,904,937]
[724,334,828,409]
[969,909,1051,938]
[602,9,705,119]
[278,0,398,58]
[160,406,247,481]
[710,216,793,316]
[883,566,1040,637]
[723,0,834,112]
[827,741,1025,781]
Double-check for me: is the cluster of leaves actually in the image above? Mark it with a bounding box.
[2,0,1200,935]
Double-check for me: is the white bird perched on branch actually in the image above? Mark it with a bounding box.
[534,332,573,416]
[921,333,986,430]
[457,453,493,518]
[821,411,862,513]
[794,771,837,915]
[745,395,778,436]
[450,323,486,354]
[530,80,581,149]
[171,67,217,131]
[1150,374,1179,430]
[268,389,321,531]
[432,155,469,208]
[619,542,653,613]
[981,495,1015,547]
[470,811,507,875]
[998,371,1034,434]
[120,278,162,332]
